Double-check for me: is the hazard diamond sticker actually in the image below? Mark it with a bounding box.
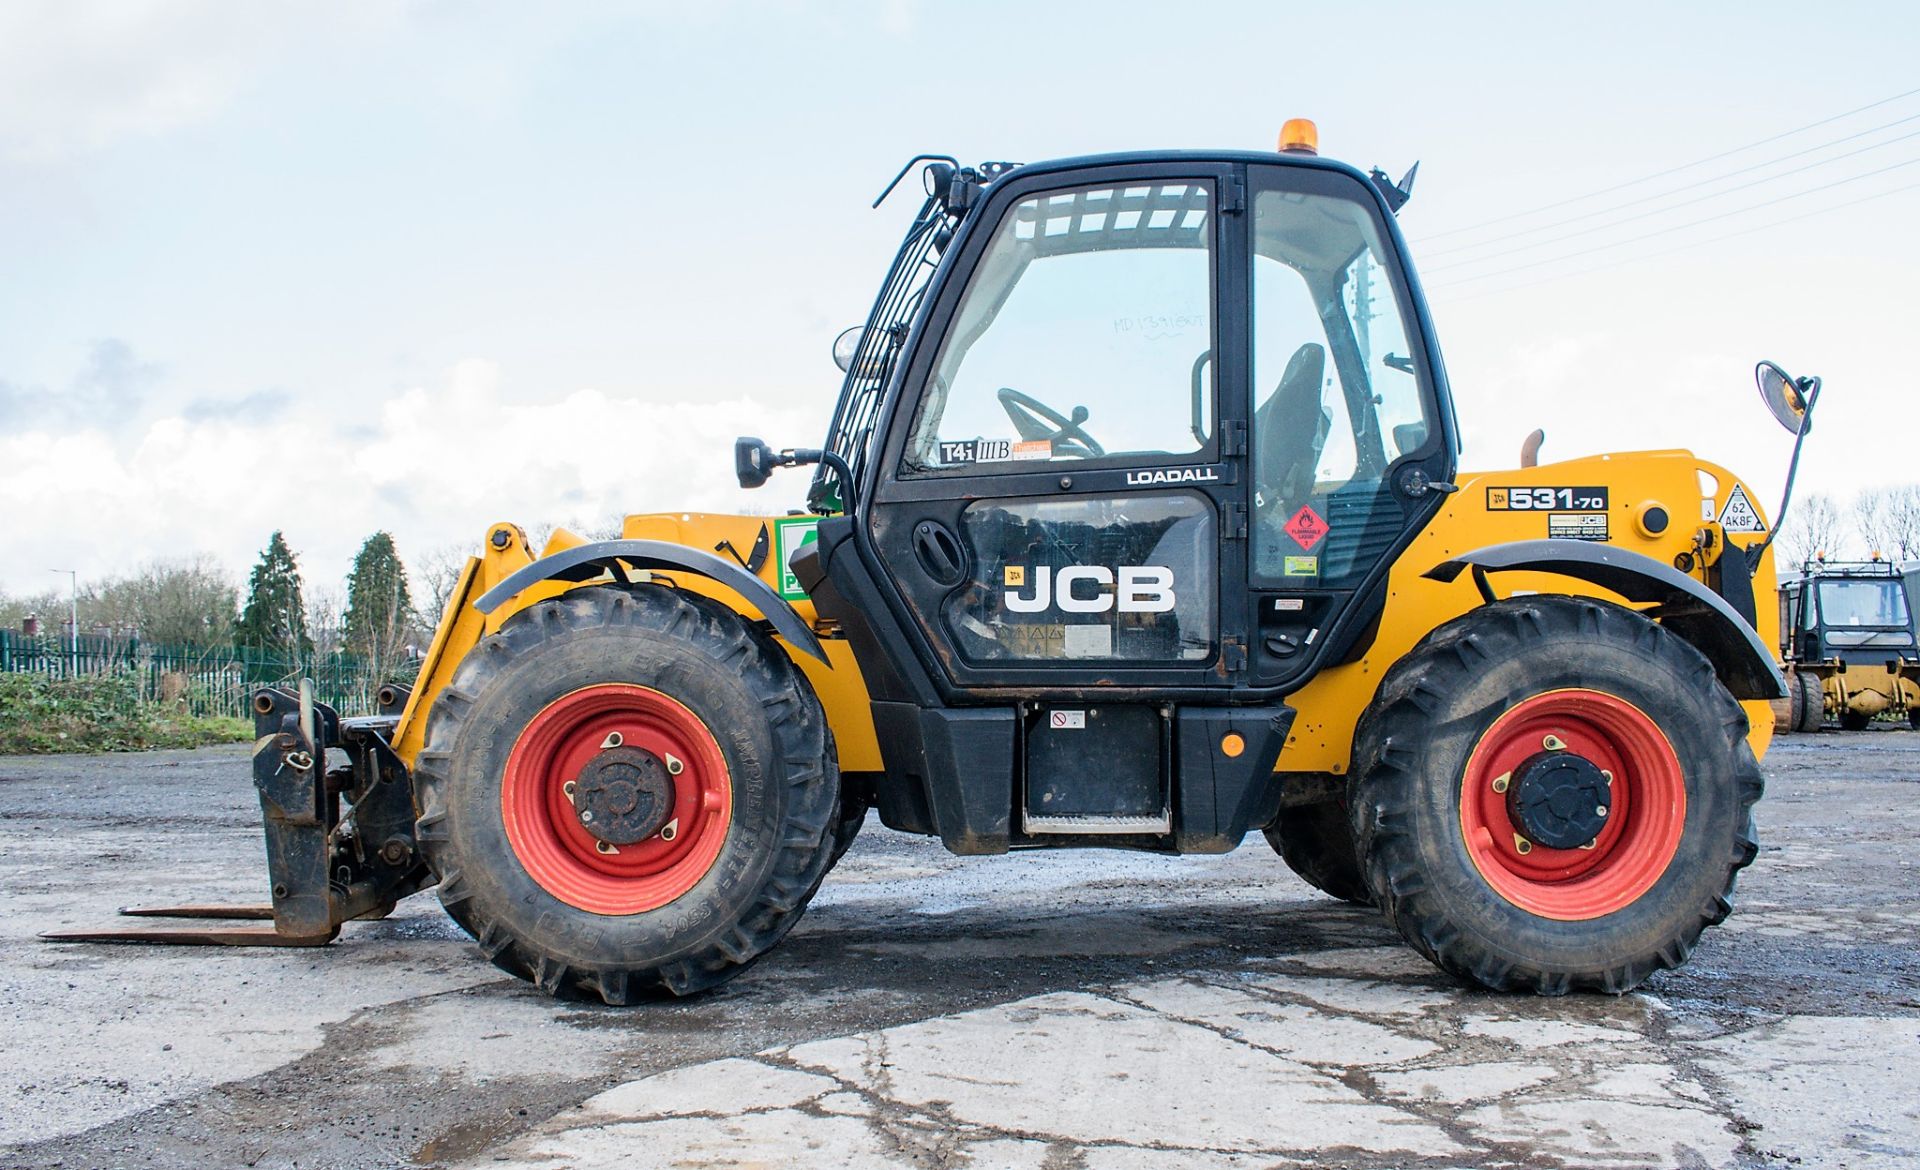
[1717,484,1766,534]
[1284,505,1329,551]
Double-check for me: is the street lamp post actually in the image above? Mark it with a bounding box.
[50,568,77,670]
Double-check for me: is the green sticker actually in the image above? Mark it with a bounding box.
[1283,555,1318,576]
[774,517,820,600]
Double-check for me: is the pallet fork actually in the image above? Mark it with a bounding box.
[43,683,432,947]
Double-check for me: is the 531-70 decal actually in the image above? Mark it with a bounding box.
[1486,486,1609,512]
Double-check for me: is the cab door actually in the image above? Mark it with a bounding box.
[1242,163,1453,686]
[864,163,1246,697]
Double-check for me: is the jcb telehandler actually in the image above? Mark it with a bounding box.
[52,124,1823,1002]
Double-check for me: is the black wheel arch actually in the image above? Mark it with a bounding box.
[1425,539,1785,702]
[472,538,828,665]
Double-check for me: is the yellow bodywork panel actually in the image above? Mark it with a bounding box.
[1278,450,1778,770]
[391,514,882,775]
[391,448,1776,781]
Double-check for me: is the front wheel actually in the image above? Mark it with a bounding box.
[414,585,839,1003]
[1794,671,1825,733]
[1350,597,1763,995]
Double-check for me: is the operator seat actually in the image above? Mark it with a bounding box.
[1253,342,1330,512]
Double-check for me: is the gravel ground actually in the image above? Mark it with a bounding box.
[2,731,1917,1169]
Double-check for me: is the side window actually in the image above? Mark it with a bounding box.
[906,183,1213,471]
[1250,185,1431,587]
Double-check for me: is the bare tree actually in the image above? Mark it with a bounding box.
[1857,484,1920,561]
[409,542,475,627]
[92,556,238,648]
[306,585,347,662]
[1778,492,1845,570]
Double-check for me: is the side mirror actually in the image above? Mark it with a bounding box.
[1756,360,1818,435]
[832,326,863,374]
[735,436,777,489]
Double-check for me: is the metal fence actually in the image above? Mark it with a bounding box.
[0,630,403,718]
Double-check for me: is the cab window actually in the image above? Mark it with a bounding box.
[905,182,1214,472]
[1250,180,1432,587]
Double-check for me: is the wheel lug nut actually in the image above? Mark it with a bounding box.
[1601,769,1614,785]
[664,753,684,776]
[1491,771,1511,794]
[1512,833,1533,855]
[1596,805,1609,817]
[1543,734,1566,751]
[600,732,624,749]
[660,818,680,842]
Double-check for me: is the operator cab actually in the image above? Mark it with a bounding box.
[758,132,1455,854]
[1783,560,1919,664]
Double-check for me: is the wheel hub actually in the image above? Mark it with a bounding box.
[570,745,675,845]
[1506,748,1611,850]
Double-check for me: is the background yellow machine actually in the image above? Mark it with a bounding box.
[52,128,1822,1004]
[1778,558,1920,730]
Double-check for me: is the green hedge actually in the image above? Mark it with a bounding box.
[0,672,252,754]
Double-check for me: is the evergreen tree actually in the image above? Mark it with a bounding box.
[235,531,312,664]
[345,532,414,669]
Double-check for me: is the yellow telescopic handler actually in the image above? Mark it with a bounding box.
[49,124,1824,1003]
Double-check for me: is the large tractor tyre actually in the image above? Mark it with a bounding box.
[1840,710,1873,731]
[1909,707,1920,730]
[1349,596,1763,995]
[1264,799,1374,905]
[1794,672,1825,733]
[413,584,839,1004]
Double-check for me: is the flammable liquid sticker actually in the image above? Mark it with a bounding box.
[1284,505,1329,551]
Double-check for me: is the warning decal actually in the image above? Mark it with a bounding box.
[1284,505,1329,551]
[1548,513,1609,542]
[1717,484,1766,534]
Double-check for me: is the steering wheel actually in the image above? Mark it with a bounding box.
[996,387,1105,459]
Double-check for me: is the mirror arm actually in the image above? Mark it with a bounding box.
[1754,376,1821,562]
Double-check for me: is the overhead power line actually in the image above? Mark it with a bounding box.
[1416,85,1920,242]
[1426,154,1920,287]
[1429,178,1920,303]
[1423,126,1920,273]
[1421,110,1920,261]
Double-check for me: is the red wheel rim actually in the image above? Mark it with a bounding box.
[1459,689,1686,921]
[501,684,732,915]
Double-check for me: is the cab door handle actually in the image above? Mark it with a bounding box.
[912,521,967,587]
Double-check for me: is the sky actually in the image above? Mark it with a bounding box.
[3,0,1917,597]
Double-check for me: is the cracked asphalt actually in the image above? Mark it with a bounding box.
[3,731,1918,1169]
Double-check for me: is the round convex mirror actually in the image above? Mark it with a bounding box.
[832,325,863,374]
[1755,361,1808,434]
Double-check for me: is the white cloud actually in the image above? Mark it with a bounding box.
[0,360,820,595]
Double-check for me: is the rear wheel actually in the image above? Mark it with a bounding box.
[414,584,838,1003]
[1350,596,1762,995]
[1264,798,1373,905]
